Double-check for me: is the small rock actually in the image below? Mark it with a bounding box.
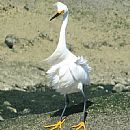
[24,3,34,11]
[113,83,125,92]
[97,85,104,90]
[123,86,130,92]
[83,42,96,49]
[38,32,53,41]
[5,34,17,49]
[23,108,31,114]
[3,101,11,106]
[6,106,17,113]
[105,89,109,93]
[5,34,32,50]
[24,0,35,11]
[16,38,31,48]
[39,32,48,39]
[0,115,4,121]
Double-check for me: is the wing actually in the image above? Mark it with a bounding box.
[44,47,69,65]
[47,61,75,90]
[46,64,60,88]
[44,46,77,65]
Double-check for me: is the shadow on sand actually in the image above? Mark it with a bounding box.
[0,83,116,120]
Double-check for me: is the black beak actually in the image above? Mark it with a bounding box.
[50,13,61,21]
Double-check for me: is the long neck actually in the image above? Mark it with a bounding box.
[57,11,68,50]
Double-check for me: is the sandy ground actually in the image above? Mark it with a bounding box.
[0,0,130,129]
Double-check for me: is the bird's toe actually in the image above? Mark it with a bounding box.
[44,119,65,130]
[72,121,87,130]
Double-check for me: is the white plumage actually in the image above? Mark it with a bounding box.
[44,2,91,95]
[44,2,90,129]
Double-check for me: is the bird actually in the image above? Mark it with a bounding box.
[44,2,91,130]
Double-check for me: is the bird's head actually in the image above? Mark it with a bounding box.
[50,2,68,21]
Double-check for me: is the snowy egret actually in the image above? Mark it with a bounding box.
[44,2,91,130]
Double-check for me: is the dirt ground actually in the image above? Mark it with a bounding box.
[0,0,130,130]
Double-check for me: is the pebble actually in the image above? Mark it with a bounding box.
[22,108,31,114]
[105,89,109,93]
[24,0,35,11]
[38,32,53,41]
[5,34,17,49]
[3,101,11,106]
[123,86,130,92]
[0,115,4,121]
[113,83,126,92]
[97,85,104,90]
[6,106,17,113]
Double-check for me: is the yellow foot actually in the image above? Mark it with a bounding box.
[72,121,87,130]
[44,119,65,130]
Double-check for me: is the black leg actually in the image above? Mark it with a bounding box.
[81,88,88,122]
[60,94,69,120]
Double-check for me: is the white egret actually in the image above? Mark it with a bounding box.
[44,2,91,130]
